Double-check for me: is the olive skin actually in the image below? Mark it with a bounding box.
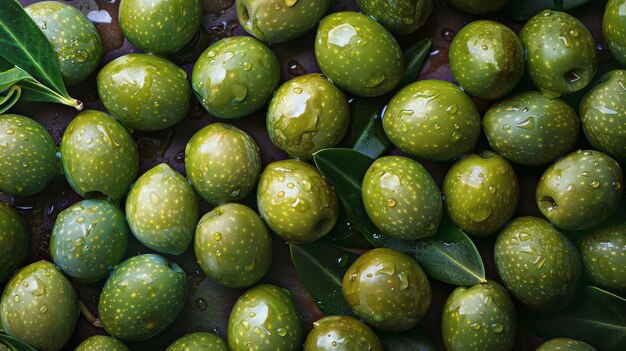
[237,0,331,43]
[483,91,580,166]
[303,315,383,351]
[520,10,598,98]
[195,203,272,288]
[362,156,442,240]
[536,150,623,230]
[0,202,28,284]
[449,20,524,100]
[267,74,350,158]
[0,114,58,196]
[166,332,227,351]
[579,220,626,293]
[192,37,280,119]
[185,123,261,204]
[447,0,509,14]
[98,254,187,341]
[75,336,130,351]
[536,338,597,351]
[257,159,338,243]
[441,280,517,351]
[126,163,199,255]
[50,199,129,284]
[119,0,202,55]
[382,80,481,161]
[580,70,626,164]
[25,2,103,85]
[60,110,139,202]
[355,0,433,34]
[227,284,303,351]
[443,151,519,237]
[604,0,626,67]
[97,54,191,131]
[495,217,581,312]
[315,12,405,97]
[0,261,79,351]
[342,248,431,332]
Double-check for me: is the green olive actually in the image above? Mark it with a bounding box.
[75,335,130,351]
[447,0,509,14]
[165,332,227,351]
[579,218,626,293]
[0,202,28,284]
[536,338,597,351]
[603,0,626,67]
[303,315,383,351]
[355,0,433,34]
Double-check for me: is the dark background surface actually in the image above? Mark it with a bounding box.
[2,0,617,349]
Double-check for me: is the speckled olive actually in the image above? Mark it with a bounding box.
[441,280,516,351]
[267,74,350,158]
[0,202,28,284]
[25,1,103,85]
[60,110,139,202]
[0,114,58,196]
[303,315,383,351]
[237,0,331,43]
[604,0,626,67]
[536,338,597,351]
[536,150,623,230]
[97,54,191,131]
[119,0,202,54]
[579,219,626,293]
[449,20,524,100]
[342,248,431,332]
[362,156,442,240]
[195,203,272,288]
[315,11,405,97]
[227,284,303,351]
[443,151,519,237]
[126,163,198,255]
[355,0,433,34]
[483,91,580,166]
[75,335,130,351]
[257,159,338,243]
[580,70,626,164]
[495,216,581,312]
[0,261,78,351]
[447,0,509,14]
[50,198,129,284]
[166,332,227,351]
[192,36,280,119]
[382,80,481,161]
[99,254,187,341]
[185,123,261,204]
[520,10,598,98]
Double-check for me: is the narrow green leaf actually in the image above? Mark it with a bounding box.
[504,0,592,21]
[350,97,390,159]
[321,206,372,249]
[519,286,626,351]
[0,334,37,351]
[379,329,438,351]
[0,86,21,114]
[290,241,359,315]
[413,215,486,286]
[399,39,432,88]
[0,67,31,93]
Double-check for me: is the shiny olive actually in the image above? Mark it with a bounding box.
[447,0,509,14]
[355,0,433,34]
[579,219,626,293]
[362,156,442,240]
[257,159,338,243]
[165,332,227,351]
[75,336,130,351]
[536,150,623,230]
[0,202,28,284]
[536,338,597,351]
[342,248,431,332]
[495,216,581,312]
[382,80,481,161]
[603,0,626,67]
[483,91,580,166]
[315,11,405,97]
[185,123,261,204]
[303,315,383,351]
[267,74,350,158]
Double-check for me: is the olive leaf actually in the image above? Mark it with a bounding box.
[0,86,22,115]
[313,148,486,286]
[290,241,359,316]
[321,206,372,249]
[519,286,626,351]
[0,334,37,351]
[399,38,432,88]
[378,329,438,351]
[504,0,592,21]
[0,1,81,110]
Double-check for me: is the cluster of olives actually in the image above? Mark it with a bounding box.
[0,0,624,350]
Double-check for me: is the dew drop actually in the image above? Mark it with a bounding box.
[515,116,535,130]
[470,322,481,330]
[293,87,303,94]
[39,304,48,314]
[483,295,493,307]
[488,185,496,194]
[399,109,414,117]
[497,166,507,175]
[76,216,86,223]
[75,237,86,247]
[231,84,248,102]
[386,199,397,207]
[5,129,14,135]
[230,188,241,198]
[213,232,222,241]
[249,312,256,318]
[398,272,409,290]
[481,45,488,50]
[590,180,600,188]
[401,124,408,132]
[447,104,458,114]
[242,62,252,71]
[240,320,250,330]
[365,71,386,88]
[277,191,285,198]
[196,298,207,310]
[566,184,574,192]
[582,171,591,177]
[503,124,511,131]
[451,131,462,143]
[253,326,262,335]
[277,328,287,336]
[534,256,546,268]
[434,123,441,130]
[13,295,19,303]
[519,232,531,241]
[570,29,579,37]
[491,322,504,333]
[614,181,622,191]
[467,205,491,222]
[287,182,295,189]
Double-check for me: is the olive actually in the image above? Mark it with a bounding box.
[579,218,626,293]
[165,332,227,351]
[75,336,130,351]
[536,338,597,351]
[303,315,383,351]
[603,0,626,67]
[355,0,433,34]
[447,0,509,14]
[0,202,28,284]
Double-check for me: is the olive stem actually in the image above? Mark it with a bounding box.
[78,300,102,328]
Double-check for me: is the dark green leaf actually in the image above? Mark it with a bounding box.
[519,286,626,351]
[379,329,438,351]
[399,39,432,88]
[0,334,37,351]
[0,85,21,114]
[413,215,486,286]
[290,241,359,316]
[348,96,390,159]
[0,67,30,93]
[321,206,372,249]
[504,0,592,21]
